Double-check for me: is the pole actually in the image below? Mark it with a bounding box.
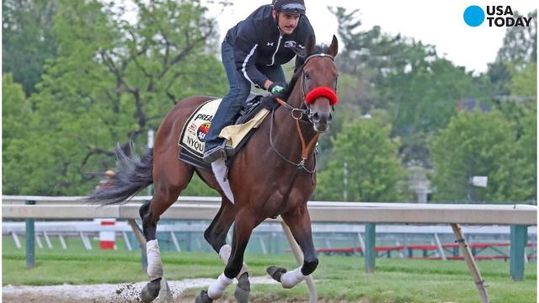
[343,161,348,201]
[510,225,528,281]
[451,224,489,303]
[365,223,376,273]
[128,219,148,272]
[147,129,154,196]
[25,200,36,268]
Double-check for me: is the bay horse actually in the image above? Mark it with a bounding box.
[89,35,339,303]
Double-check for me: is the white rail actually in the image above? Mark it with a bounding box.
[2,196,536,225]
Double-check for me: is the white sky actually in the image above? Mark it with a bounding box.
[206,0,537,73]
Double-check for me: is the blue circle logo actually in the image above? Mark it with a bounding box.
[464,5,485,27]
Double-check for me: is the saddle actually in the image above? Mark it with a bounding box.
[178,93,270,169]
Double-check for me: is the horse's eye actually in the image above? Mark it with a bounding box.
[305,73,311,80]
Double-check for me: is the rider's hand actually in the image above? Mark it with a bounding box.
[269,82,287,95]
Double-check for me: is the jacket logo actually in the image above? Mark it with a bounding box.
[267,42,274,46]
[284,41,297,48]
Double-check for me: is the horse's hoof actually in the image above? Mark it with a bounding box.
[266,266,287,282]
[156,278,174,303]
[195,290,213,303]
[234,272,250,303]
[140,278,161,303]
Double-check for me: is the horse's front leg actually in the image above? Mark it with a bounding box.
[267,204,318,289]
[196,210,257,303]
[203,199,251,302]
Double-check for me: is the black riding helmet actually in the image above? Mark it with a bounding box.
[272,0,306,15]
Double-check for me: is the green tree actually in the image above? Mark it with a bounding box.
[496,11,537,68]
[2,74,31,144]
[429,110,526,203]
[488,10,536,96]
[2,74,33,193]
[2,0,58,95]
[3,0,227,195]
[510,62,537,99]
[316,117,407,202]
[512,107,536,201]
[383,58,493,164]
[329,6,493,165]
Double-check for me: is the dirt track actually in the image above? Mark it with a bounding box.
[2,277,281,303]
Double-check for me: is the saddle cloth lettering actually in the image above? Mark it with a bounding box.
[178,98,270,169]
[178,99,221,158]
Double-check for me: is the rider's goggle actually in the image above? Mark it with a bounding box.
[278,3,305,14]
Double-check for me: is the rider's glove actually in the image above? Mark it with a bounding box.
[269,82,287,95]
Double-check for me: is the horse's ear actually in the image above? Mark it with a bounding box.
[327,35,339,57]
[305,35,316,55]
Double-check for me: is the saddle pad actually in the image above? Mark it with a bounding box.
[221,108,269,149]
[178,98,221,159]
[178,99,269,170]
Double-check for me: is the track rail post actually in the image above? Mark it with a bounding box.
[365,223,376,273]
[25,200,36,268]
[451,223,489,303]
[128,219,148,272]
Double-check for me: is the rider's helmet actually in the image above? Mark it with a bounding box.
[272,0,306,15]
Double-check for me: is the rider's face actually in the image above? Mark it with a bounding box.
[273,11,300,35]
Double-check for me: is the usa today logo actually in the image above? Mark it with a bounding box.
[463,5,533,27]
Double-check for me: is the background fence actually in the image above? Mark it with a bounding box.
[3,195,536,274]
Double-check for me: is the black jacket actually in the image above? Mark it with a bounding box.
[224,5,315,88]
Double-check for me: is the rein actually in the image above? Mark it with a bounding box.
[270,98,318,174]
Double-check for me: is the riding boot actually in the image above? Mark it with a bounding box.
[203,98,244,163]
[203,139,226,163]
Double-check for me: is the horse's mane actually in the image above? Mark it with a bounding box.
[278,44,329,100]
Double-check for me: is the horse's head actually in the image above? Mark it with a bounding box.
[292,35,339,133]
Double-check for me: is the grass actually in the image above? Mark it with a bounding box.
[2,237,537,303]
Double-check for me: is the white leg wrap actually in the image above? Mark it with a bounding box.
[218,245,248,277]
[146,240,163,280]
[207,273,233,299]
[218,244,232,262]
[281,267,307,289]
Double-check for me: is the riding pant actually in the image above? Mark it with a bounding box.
[204,41,287,151]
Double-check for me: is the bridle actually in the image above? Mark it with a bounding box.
[269,53,338,173]
[276,53,336,122]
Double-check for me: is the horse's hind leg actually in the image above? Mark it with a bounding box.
[139,162,195,303]
[267,204,318,289]
[204,199,235,252]
[203,200,250,302]
[197,210,257,303]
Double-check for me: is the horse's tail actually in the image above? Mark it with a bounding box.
[87,142,153,205]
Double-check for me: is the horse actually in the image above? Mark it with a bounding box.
[88,35,339,303]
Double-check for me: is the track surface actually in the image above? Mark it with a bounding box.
[2,276,279,303]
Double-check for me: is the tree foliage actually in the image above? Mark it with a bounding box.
[2,0,59,95]
[3,74,33,193]
[429,110,530,202]
[328,6,494,165]
[496,11,537,68]
[487,10,537,96]
[2,0,227,195]
[316,117,407,202]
